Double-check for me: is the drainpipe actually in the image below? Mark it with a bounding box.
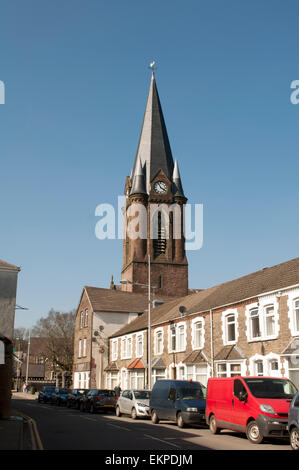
[210,310,214,377]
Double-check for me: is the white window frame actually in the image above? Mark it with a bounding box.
[120,335,133,360]
[168,322,186,353]
[80,311,84,329]
[154,327,164,355]
[78,339,82,358]
[112,339,118,361]
[221,309,238,346]
[152,368,166,385]
[249,353,282,377]
[287,288,299,336]
[246,296,279,342]
[135,333,143,358]
[191,317,205,350]
[84,309,88,327]
[216,360,246,377]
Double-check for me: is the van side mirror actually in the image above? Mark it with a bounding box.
[239,391,248,402]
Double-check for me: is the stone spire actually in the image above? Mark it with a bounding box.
[172,159,185,198]
[131,71,174,192]
[130,156,147,195]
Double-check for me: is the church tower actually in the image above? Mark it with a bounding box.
[121,70,188,296]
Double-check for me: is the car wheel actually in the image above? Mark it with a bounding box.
[151,410,159,424]
[209,414,220,434]
[131,408,137,419]
[90,404,95,414]
[177,412,185,428]
[116,406,121,417]
[80,402,85,412]
[290,427,299,450]
[246,420,263,444]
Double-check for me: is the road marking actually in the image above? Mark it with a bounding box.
[143,434,181,449]
[107,423,131,431]
[82,417,97,422]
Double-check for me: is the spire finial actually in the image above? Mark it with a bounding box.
[149,60,157,77]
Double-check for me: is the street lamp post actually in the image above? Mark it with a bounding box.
[120,254,154,390]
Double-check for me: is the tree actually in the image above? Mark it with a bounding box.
[32,308,76,372]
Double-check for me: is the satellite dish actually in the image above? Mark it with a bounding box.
[99,325,104,332]
[93,331,99,336]
[179,306,187,315]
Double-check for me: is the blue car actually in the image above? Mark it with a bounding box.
[51,387,71,406]
[150,379,206,428]
[38,386,56,403]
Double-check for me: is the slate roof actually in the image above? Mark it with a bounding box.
[152,357,166,369]
[84,286,175,315]
[183,350,209,364]
[0,259,20,271]
[110,257,299,338]
[214,345,246,361]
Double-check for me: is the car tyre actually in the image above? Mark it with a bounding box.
[151,410,159,424]
[116,406,122,417]
[90,403,95,414]
[209,414,220,434]
[177,412,185,428]
[80,402,85,412]
[290,427,299,450]
[246,420,263,444]
[131,407,137,420]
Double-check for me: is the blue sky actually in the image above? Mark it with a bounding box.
[1,1,298,328]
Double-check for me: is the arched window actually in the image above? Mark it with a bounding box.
[153,212,167,256]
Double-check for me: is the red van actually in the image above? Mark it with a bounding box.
[206,376,297,444]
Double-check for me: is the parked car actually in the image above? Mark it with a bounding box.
[38,386,55,403]
[51,387,71,406]
[206,376,297,444]
[116,390,151,419]
[67,389,89,409]
[288,390,299,450]
[150,380,206,428]
[80,389,117,413]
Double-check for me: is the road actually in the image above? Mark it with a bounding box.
[11,397,291,451]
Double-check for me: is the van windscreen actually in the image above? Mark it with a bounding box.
[178,386,204,400]
[244,378,297,399]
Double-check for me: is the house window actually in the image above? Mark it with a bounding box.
[107,371,118,390]
[255,360,264,376]
[129,370,144,389]
[152,369,166,385]
[178,366,186,380]
[177,325,185,351]
[169,323,186,353]
[155,330,163,355]
[112,340,118,361]
[216,362,241,378]
[78,339,82,358]
[264,305,275,337]
[193,321,203,349]
[121,336,132,359]
[295,299,299,334]
[225,314,236,343]
[250,309,261,339]
[136,335,143,357]
[84,310,88,327]
[80,312,84,329]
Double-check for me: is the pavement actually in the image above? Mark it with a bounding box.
[0,392,42,450]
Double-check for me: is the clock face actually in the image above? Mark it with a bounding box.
[154,181,167,194]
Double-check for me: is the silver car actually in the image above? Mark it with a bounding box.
[116,389,151,419]
[288,390,299,450]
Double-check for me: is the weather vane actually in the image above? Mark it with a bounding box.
[149,60,157,72]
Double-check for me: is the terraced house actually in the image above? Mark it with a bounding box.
[107,257,299,390]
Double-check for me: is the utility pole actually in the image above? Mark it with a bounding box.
[25,328,31,386]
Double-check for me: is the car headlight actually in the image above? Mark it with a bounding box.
[137,402,148,407]
[186,407,198,412]
[260,404,276,414]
